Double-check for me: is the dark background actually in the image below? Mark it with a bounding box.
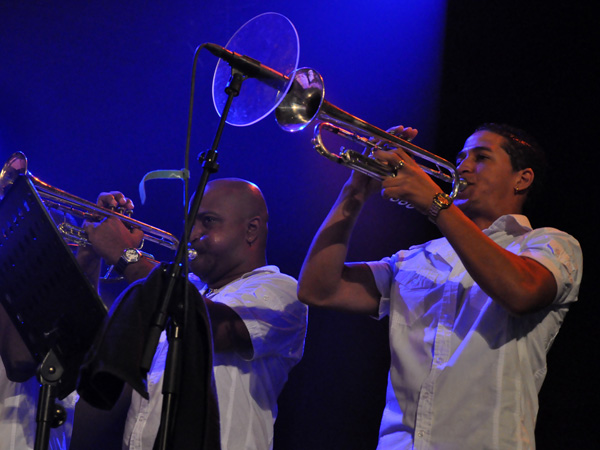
[1,1,596,449]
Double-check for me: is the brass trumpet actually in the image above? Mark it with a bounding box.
[275,68,466,199]
[0,152,180,250]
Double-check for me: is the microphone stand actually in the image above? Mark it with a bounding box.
[142,64,247,450]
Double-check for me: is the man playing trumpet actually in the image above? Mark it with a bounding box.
[80,178,308,449]
[297,123,582,449]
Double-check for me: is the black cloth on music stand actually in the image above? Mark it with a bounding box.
[78,264,221,449]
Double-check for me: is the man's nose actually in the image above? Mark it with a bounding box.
[189,225,202,242]
[457,157,472,174]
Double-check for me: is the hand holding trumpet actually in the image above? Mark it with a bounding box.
[76,191,149,286]
[344,125,424,204]
[370,127,448,215]
[81,191,143,265]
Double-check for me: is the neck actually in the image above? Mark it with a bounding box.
[207,253,267,290]
[458,201,523,230]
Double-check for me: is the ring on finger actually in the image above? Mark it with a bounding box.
[392,159,405,171]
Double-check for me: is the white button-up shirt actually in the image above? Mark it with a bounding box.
[123,265,308,450]
[368,215,582,450]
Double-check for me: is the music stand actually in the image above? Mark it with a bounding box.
[0,175,107,450]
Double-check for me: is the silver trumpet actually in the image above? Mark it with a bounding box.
[275,68,466,200]
[0,152,180,251]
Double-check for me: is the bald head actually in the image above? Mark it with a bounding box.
[204,178,269,245]
[188,178,270,287]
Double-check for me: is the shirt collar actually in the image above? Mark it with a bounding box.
[189,265,280,296]
[483,214,532,236]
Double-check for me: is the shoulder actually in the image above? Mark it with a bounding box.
[521,225,582,261]
[492,215,582,261]
[241,265,298,290]
[218,266,302,309]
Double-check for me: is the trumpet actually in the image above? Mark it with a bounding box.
[0,152,180,251]
[275,68,466,200]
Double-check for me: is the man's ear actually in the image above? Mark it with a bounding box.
[246,217,261,245]
[517,168,534,191]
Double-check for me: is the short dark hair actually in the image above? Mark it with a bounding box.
[474,123,548,208]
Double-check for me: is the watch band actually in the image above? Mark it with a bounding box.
[428,192,452,223]
[113,248,142,275]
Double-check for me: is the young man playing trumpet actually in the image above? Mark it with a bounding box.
[297,123,582,449]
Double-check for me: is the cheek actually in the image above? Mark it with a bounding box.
[202,231,239,253]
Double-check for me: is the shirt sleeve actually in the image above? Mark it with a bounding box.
[366,256,395,319]
[212,273,308,362]
[513,227,583,305]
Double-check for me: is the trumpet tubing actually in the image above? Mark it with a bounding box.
[275,68,466,199]
[0,152,180,251]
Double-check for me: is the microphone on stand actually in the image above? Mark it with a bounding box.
[204,43,289,91]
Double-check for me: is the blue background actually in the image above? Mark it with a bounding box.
[1,1,596,448]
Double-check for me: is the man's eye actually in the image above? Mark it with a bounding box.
[198,216,216,227]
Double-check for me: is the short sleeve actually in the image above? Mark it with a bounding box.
[212,273,308,362]
[366,256,395,319]
[514,228,583,305]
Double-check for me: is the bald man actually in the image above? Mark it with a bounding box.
[82,178,308,450]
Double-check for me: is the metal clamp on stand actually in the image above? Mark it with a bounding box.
[35,351,67,450]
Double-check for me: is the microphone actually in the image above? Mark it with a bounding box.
[204,43,290,91]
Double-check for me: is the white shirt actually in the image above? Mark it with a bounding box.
[123,265,308,450]
[367,215,582,450]
[0,360,76,450]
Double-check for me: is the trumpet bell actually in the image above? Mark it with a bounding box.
[275,68,325,132]
[0,152,28,200]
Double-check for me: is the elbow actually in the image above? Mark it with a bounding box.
[297,283,318,307]
[297,282,331,308]
[497,290,555,317]
[501,303,533,317]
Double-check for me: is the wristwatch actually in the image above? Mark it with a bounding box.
[114,248,142,275]
[428,192,452,223]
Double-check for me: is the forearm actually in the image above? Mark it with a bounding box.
[298,183,380,313]
[76,247,102,292]
[120,256,158,284]
[436,206,556,315]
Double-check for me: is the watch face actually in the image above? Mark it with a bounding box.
[124,248,141,263]
[435,193,451,208]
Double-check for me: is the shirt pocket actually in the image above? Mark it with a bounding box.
[391,269,443,327]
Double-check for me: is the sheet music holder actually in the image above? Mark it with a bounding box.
[0,175,107,449]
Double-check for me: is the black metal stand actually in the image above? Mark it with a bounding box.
[0,176,107,450]
[142,67,247,450]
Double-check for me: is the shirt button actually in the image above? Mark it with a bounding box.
[417,431,424,437]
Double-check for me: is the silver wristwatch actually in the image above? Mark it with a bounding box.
[114,248,142,275]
